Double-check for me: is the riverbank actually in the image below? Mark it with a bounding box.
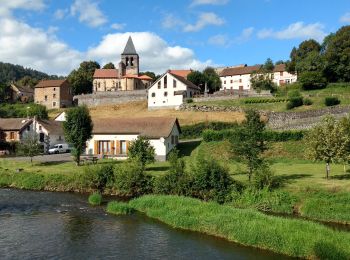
[126,195,350,259]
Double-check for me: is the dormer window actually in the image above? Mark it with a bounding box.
[158,81,161,89]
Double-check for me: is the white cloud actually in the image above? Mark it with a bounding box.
[234,27,254,43]
[184,12,225,32]
[257,22,326,42]
[70,0,107,28]
[0,0,45,16]
[208,34,229,46]
[110,23,126,30]
[340,12,350,23]
[208,27,254,47]
[161,14,184,29]
[54,9,68,20]
[87,32,214,73]
[0,17,82,75]
[190,0,229,7]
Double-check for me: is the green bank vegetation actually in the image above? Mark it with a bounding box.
[88,192,102,206]
[106,201,134,215]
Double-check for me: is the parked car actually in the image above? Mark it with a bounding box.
[48,144,71,154]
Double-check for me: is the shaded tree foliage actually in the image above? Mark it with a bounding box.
[17,132,42,165]
[127,136,156,168]
[102,62,116,69]
[68,61,100,95]
[187,67,221,93]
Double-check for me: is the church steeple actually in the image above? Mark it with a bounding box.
[120,36,139,75]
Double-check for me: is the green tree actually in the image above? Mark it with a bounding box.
[298,71,327,90]
[127,136,156,168]
[63,106,93,166]
[102,62,115,69]
[140,71,158,81]
[323,26,350,82]
[263,58,274,72]
[187,70,206,92]
[68,61,100,95]
[230,109,267,181]
[203,67,221,93]
[17,132,42,165]
[305,116,350,179]
[250,72,276,93]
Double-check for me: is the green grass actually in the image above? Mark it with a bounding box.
[88,192,102,206]
[106,201,134,215]
[130,195,350,259]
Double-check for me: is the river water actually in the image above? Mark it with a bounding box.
[0,189,290,259]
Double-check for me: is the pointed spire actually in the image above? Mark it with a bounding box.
[122,36,137,55]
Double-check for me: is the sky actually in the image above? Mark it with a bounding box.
[0,0,349,75]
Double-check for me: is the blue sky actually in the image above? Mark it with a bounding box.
[0,0,349,75]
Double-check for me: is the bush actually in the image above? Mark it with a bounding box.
[106,201,134,215]
[113,159,153,196]
[127,136,155,168]
[0,103,48,119]
[303,98,313,106]
[299,71,327,90]
[243,98,288,104]
[286,97,303,110]
[186,98,193,103]
[325,97,340,106]
[181,121,239,139]
[88,192,102,206]
[253,162,276,190]
[79,163,115,191]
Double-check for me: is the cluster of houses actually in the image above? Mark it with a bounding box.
[0,36,297,161]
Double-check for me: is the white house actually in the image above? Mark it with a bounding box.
[31,118,67,153]
[54,111,67,122]
[85,117,181,161]
[219,64,297,91]
[148,70,201,110]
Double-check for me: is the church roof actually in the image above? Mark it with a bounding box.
[122,36,137,55]
[93,69,119,78]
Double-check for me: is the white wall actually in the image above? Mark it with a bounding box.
[272,71,298,86]
[54,112,66,122]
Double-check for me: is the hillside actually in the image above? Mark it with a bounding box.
[0,61,61,85]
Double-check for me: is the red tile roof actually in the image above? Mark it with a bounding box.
[273,64,286,72]
[35,80,67,88]
[139,75,153,80]
[168,70,192,79]
[93,69,119,78]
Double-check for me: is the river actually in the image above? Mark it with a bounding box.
[0,189,291,259]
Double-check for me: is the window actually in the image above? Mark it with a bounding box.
[39,133,44,142]
[44,95,47,101]
[164,91,168,97]
[239,79,242,83]
[53,88,56,91]
[130,57,134,66]
[280,71,283,76]
[224,81,226,84]
[53,102,56,107]
[230,80,233,83]
[120,140,127,154]
[39,125,42,130]
[10,132,15,140]
[173,79,177,88]
[151,92,156,97]
[53,94,56,98]
[99,141,111,155]
[164,75,167,88]
[26,126,30,131]
[158,81,161,89]
[58,136,62,141]
[171,135,174,144]
[175,136,179,144]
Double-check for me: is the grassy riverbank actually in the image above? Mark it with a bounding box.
[128,195,350,259]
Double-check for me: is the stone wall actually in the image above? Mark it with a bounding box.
[193,90,272,102]
[74,90,147,107]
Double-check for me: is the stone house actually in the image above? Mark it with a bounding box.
[147,70,201,109]
[93,36,152,92]
[0,118,33,142]
[34,80,73,109]
[86,117,181,161]
[219,64,297,91]
[9,84,34,103]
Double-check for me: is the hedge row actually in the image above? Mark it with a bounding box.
[202,128,305,142]
[244,98,288,104]
[180,121,239,139]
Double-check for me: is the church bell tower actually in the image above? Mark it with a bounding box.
[120,36,139,76]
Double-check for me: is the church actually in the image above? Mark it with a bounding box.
[93,36,152,92]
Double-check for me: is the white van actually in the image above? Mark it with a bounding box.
[48,144,71,154]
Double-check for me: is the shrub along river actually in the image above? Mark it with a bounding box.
[0,188,292,259]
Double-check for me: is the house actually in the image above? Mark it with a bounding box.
[147,70,201,109]
[86,117,181,161]
[93,36,153,92]
[31,118,66,153]
[0,118,33,142]
[219,64,297,91]
[54,111,67,122]
[34,79,73,109]
[9,84,34,103]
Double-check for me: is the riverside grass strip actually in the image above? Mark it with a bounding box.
[129,195,350,259]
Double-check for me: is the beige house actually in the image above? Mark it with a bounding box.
[86,117,181,161]
[34,80,73,109]
[0,118,33,142]
[93,36,152,92]
[9,84,34,103]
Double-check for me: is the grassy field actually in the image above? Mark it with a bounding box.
[129,195,350,259]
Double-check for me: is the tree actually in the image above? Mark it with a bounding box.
[263,58,274,72]
[305,116,350,179]
[250,71,276,93]
[140,71,158,81]
[63,106,93,166]
[17,132,42,165]
[230,109,267,181]
[298,71,327,90]
[127,136,155,168]
[187,70,206,92]
[103,62,115,69]
[203,67,221,93]
[68,61,100,95]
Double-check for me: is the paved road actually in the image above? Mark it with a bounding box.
[1,153,72,163]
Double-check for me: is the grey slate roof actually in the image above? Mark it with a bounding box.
[122,36,137,55]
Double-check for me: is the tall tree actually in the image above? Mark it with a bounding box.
[306,116,350,179]
[187,70,206,92]
[230,109,267,181]
[103,62,115,69]
[68,61,100,95]
[63,106,93,166]
[17,132,42,165]
[203,67,221,93]
[140,71,158,81]
[263,58,274,72]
